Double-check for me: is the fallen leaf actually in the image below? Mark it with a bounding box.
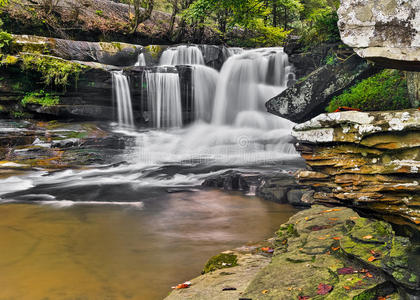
[378,297,386,300]
[331,209,342,212]
[329,218,338,221]
[318,236,327,240]
[349,216,358,220]
[322,209,333,213]
[172,281,191,289]
[360,269,368,273]
[262,290,269,294]
[343,286,351,290]
[317,283,333,295]
[332,237,341,240]
[366,272,373,278]
[261,247,274,253]
[368,256,376,262]
[326,251,331,255]
[363,235,373,240]
[332,247,340,251]
[288,287,293,291]
[338,267,355,275]
[370,250,381,258]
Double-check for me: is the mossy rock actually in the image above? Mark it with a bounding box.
[202,253,238,274]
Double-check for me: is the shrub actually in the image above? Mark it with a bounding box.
[0,30,13,53]
[326,69,411,112]
[21,90,59,107]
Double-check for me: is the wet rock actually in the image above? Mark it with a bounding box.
[292,109,420,230]
[338,0,420,71]
[266,54,380,123]
[243,205,417,299]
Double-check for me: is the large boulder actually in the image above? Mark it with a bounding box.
[266,54,380,123]
[292,109,420,230]
[338,0,420,71]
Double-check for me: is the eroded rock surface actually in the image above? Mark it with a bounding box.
[338,0,420,71]
[266,54,379,123]
[292,109,420,229]
[166,206,416,299]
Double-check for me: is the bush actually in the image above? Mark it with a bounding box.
[0,30,13,53]
[299,8,341,48]
[326,69,411,112]
[21,90,59,107]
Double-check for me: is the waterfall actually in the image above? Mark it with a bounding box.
[112,71,134,128]
[160,45,205,66]
[192,65,219,122]
[145,68,183,128]
[211,47,292,126]
[135,53,146,67]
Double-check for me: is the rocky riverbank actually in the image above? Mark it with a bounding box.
[166,205,419,299]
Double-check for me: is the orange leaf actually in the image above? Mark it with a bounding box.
[332,237,341,240]
[349,216,358,220]
[367,256,376,262]
[332,247,340,251]
[326,251,331,255]
[343,286,351,290]
[318,237,327,240]
[329,218,338,221]
[366,272,373,278]
[363,235,373,240]
[331,209,342,212]
[378,297,386,300]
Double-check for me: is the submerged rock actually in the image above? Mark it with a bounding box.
[338,0,420,71]
[292,109,420,230]
[266,54,380,123]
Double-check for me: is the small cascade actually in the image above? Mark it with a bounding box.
[145,68,183,128]
[211,48,293,126]
[112,71,134,128]
[160,45,205,66]
[192,65,219,122]
[135,53,146,67]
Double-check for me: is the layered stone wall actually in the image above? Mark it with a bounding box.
[292,109,420,229]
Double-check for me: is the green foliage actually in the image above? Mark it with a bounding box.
[0,0,8,7]
[202,253,238,274]
[0,30,13,53]
[324,53,337,65]
[327,69,411,112]
[95,10,104,16]
[299,7,340,48]
[21,90,59,107]
[21,54,85,88]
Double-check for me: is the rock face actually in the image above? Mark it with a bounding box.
[292,109,420,230]
[167,205,418,299]
[338,0,420,71]
[266,54,380,123]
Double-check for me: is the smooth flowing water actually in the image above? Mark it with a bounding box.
[1,45,301,299]
[112,71,134,128]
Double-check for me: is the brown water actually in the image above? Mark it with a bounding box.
[0,190,297,300]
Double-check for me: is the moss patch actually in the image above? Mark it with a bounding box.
[202,253,238,274]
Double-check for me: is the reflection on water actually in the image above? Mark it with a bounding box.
[0,190,297,300]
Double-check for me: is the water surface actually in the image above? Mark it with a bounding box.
[0,190,297,300]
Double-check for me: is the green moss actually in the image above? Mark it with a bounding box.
[392,271,404,281]
[353,289,376,300]
[11,111,30,119]
[1,55,18,65]
[145,45,162,59]
[202,253,238,274]
[21,54,86,88]
[0,30,13,53]
[409,274,417,283]
[327,69,411,112]
[21,90,59,107]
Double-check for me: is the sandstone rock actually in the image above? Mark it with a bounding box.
[338,0,420,71]
[292,109,420,229]
[266,54,380,123]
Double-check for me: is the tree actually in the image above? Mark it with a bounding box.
[272,0,303,30]
[129,0,155,34]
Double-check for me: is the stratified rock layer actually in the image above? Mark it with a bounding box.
[292,109,420,229]
[338,0,420,71]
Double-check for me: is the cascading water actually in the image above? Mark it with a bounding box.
[135,53,146,67]
[160,45,205,65]
[145,68,183,128]
[192,65,219,122]
[212,47,292,126]
[112,71,134,128]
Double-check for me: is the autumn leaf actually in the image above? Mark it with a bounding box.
[262,290,269,294]
[337,267,355,275]
[332,237,341,240]
[332,247,340,251]
[329,218,338,221]
[349,216,358,220]
[368,256,376,262]
[317,283,333,295]
[370,250,381,258]
[366,272,373,278]
[343,286,351,290]
[363,235,373,240]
